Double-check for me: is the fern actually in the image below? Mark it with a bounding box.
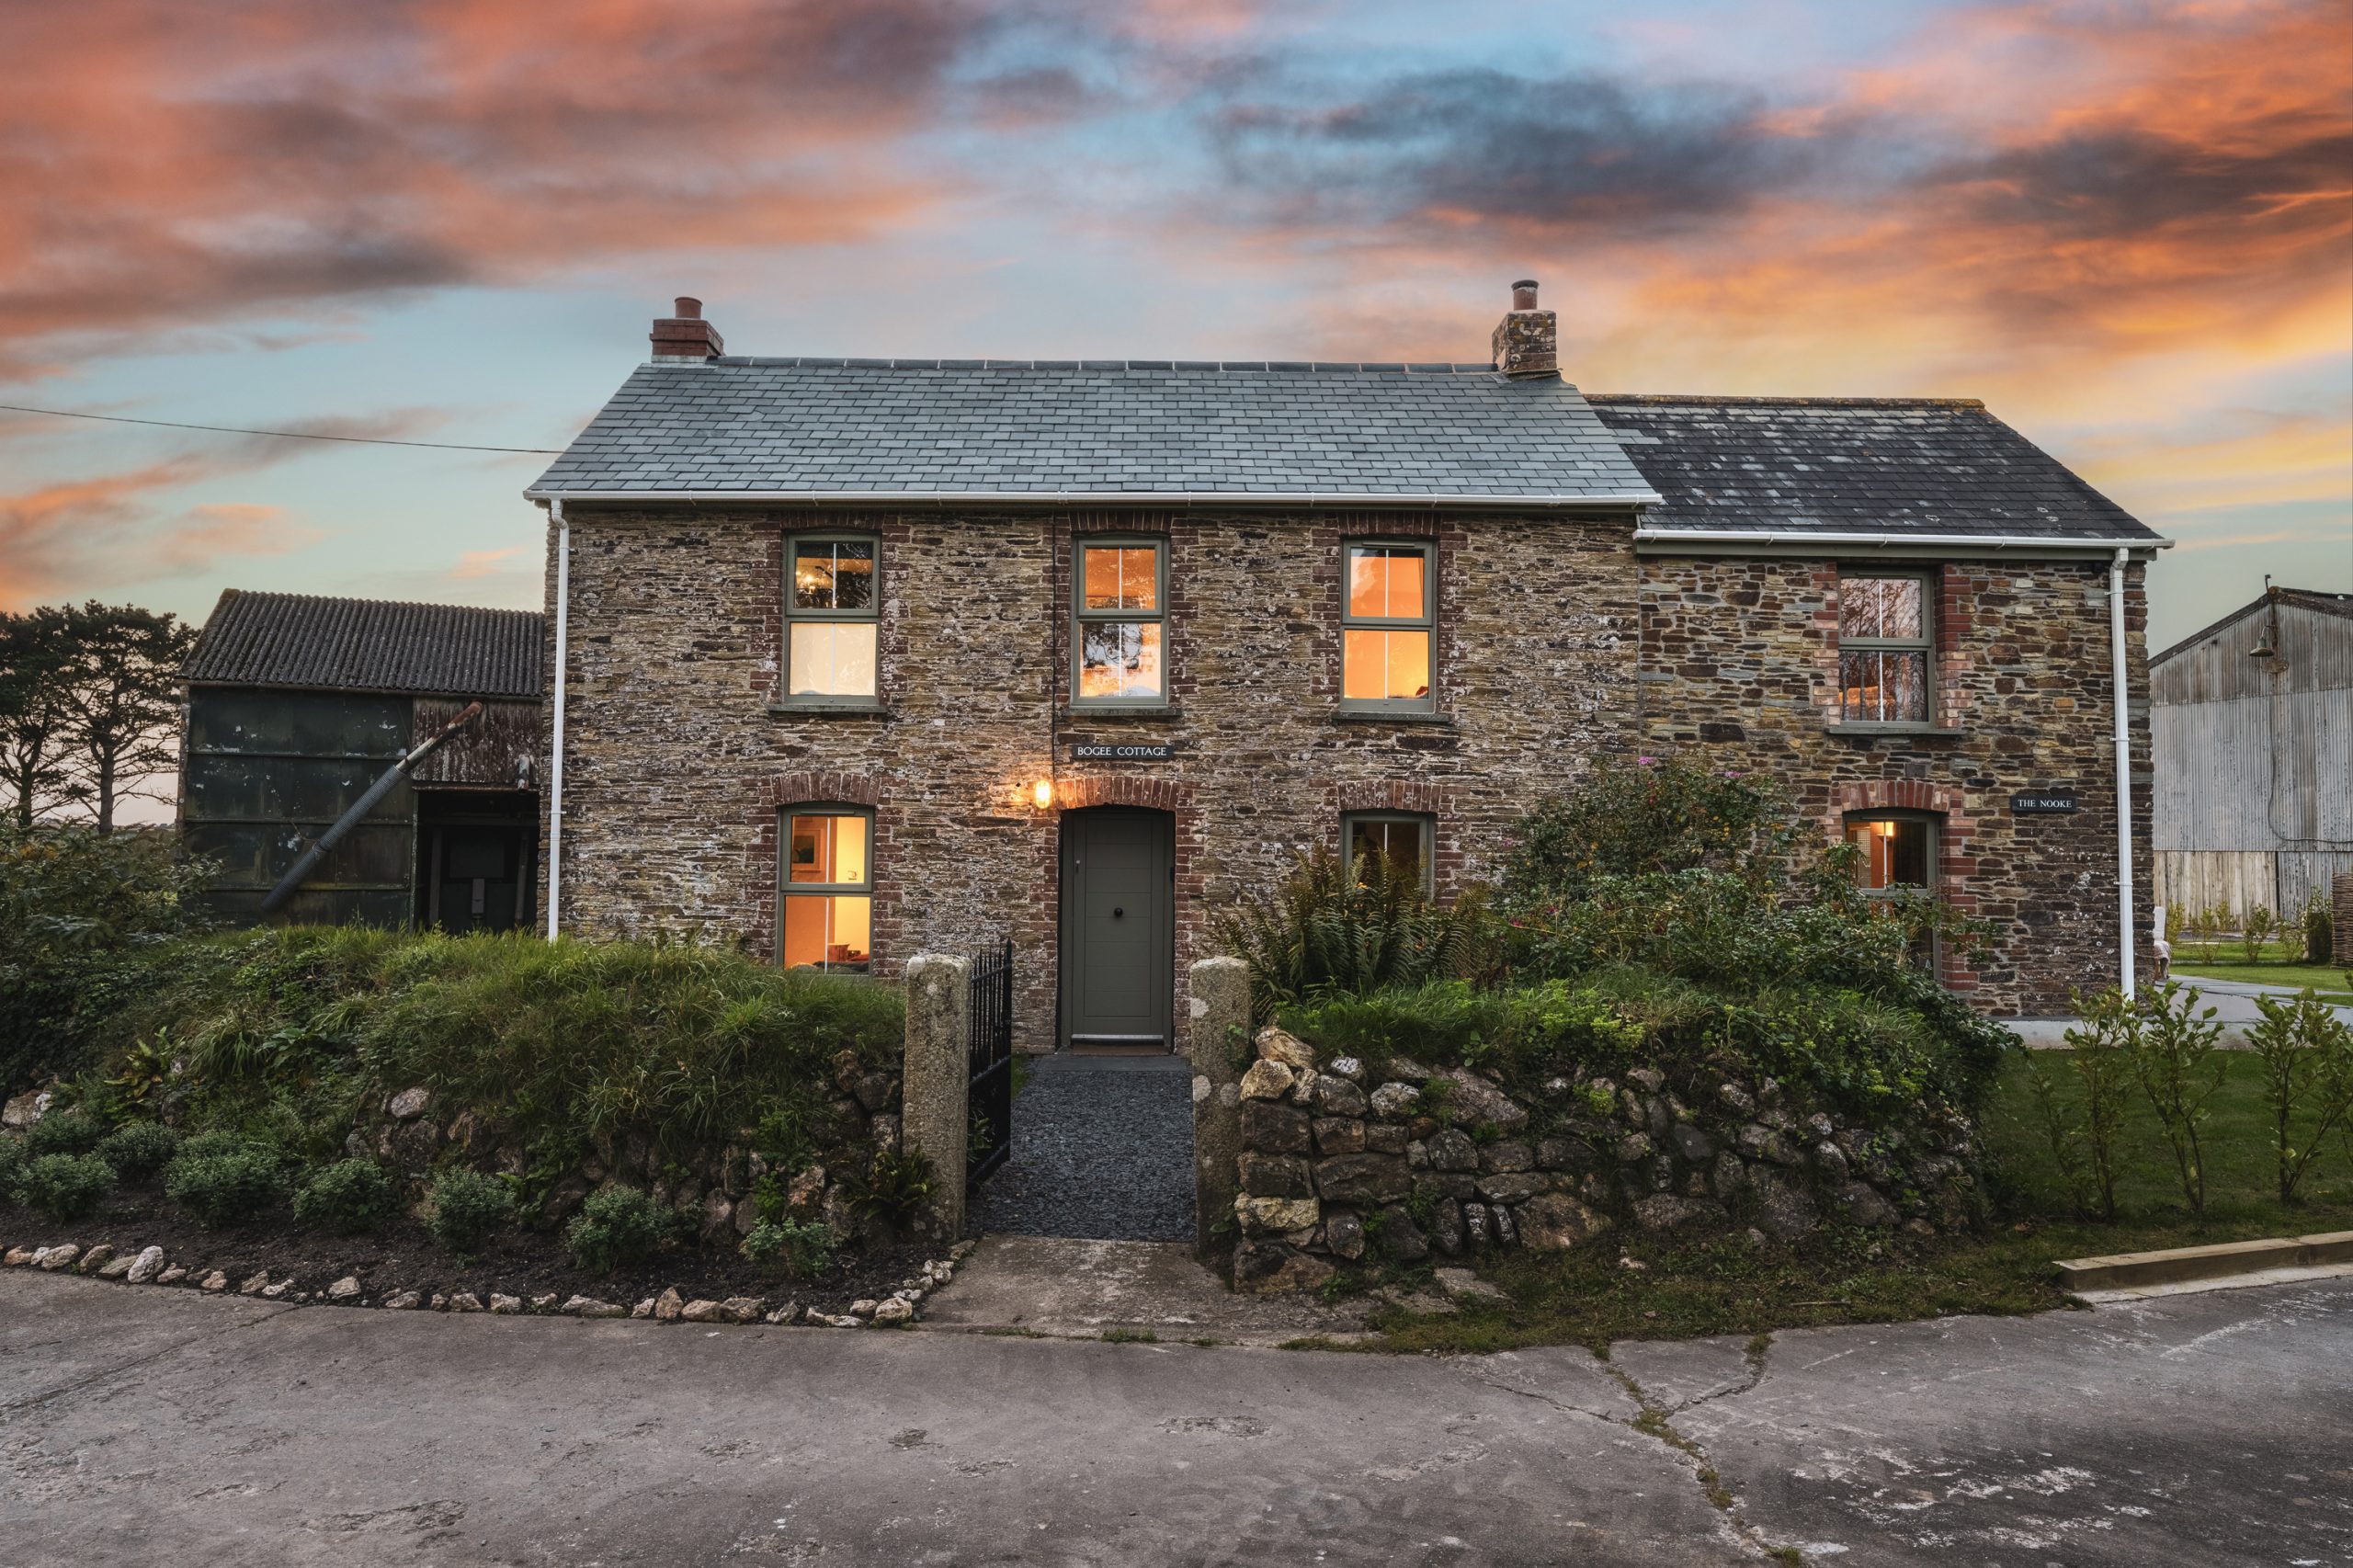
[1215,846,1493,1016]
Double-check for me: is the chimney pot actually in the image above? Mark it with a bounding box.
[1491,278,1558,379]
[650,295,723,361]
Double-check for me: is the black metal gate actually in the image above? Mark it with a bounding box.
[966,939,1015,1189]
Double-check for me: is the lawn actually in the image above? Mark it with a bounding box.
[2168,960,2352,1006]
[1343,1050,2353,1354]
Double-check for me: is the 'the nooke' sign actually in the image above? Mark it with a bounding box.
[2010,792,2079,814]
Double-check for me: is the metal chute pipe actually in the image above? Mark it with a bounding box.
[257,700,485,916]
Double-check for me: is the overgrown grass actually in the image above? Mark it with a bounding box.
[73,925,904,1171]
[1345,1048,2353,1354]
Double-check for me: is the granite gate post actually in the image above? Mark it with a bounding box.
[1184,955,1250,1257]
[901,952,970,1242]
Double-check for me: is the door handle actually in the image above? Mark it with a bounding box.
[1112,907,1124,918]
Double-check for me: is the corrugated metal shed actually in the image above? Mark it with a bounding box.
[185,590,543,700]
[2150,587,2353,919]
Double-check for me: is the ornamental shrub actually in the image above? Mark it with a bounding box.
[2247,988,2353,1204]
[94,1119,179,1181]
[164,1143,287,1227]
[740,1217,835,1279]
[22,1153,114,1221]
[0,1134,24,1201]
[23,1108,102,1158]
[1497,756,1794,901]
[293,1158,399,1234]
[563,1186,667,1274]
[1214,846,1494,1016]
[424,1168,514,1256]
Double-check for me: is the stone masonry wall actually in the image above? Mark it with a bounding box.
[1230,1025,1980,1293]
[1635,555,2155,1014]
[540,506,1637,1051]
[538,508,2154,1033]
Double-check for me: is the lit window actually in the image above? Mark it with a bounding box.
[1843,813,1935,893]
[1074,538,1165,704]
[1343,812,1434,896]
[1836,574,1932,724]
[786,536,879,702]
[1342,542,1434,710]
[779,808,872,971]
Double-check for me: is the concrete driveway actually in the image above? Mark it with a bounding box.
[1,1270,2346,1566]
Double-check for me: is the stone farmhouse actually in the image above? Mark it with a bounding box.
[523,284,2166,1046]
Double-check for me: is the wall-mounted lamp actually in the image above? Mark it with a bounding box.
[1032,778,1055,810]
[2249,574,2280,661]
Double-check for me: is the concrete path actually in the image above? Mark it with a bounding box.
[919,1233,1370,1346]
[2,1269,2347,1565]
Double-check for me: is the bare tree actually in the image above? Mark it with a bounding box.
[0,607,82,828]
[54,602,197,834]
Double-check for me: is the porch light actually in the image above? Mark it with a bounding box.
[1032,778,1055,809]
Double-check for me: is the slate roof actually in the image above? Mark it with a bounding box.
[1587,396,2164,544]
[526,358,1658,504]
[186,591,542,699]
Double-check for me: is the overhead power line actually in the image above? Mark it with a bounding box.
[0,402,561,454]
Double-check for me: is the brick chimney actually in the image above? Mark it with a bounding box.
[1490,278,1557,378]
[650,296,723,361]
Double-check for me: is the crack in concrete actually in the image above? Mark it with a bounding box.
[1604,1340,1802,1565]
[1675,1331,1777,1415]
[0,1301,298,1416]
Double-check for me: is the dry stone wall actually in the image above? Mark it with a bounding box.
[1230,1026,1981,1292]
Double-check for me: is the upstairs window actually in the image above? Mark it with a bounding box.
[1074,538,1165,705]
[779,807,872,971]
[1836,573,1932,724]
[1342,541,1434,711]
[1343,811,1434,896]
[786,535,878,703]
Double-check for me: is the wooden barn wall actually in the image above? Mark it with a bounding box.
[413,699,540,788]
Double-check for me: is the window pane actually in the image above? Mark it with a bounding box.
[1348,546,1427,620]
[1349,818,1429,885]
[1844,818,1932,891]
[794,540,875,611]
[1345,628,1430,701]
[1839,650,1927,722]
[1840,576,1922,641]
[786,812,868,886]
[1078,621,1163,700]
[782,893,871,971]
[1081,545,1159,612]
[788,622,878,698]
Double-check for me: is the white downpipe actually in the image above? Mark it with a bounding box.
[545,500,570,941]
[2110,547,2135,998]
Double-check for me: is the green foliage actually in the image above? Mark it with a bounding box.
[739,1217,836,1279]
[164,1142,287,1227]
[1214,846,1494,1015]
[424,1167,515,1256]
[93,1119,178,1181]
[563,1186,669,1274]
[0,1134,23,1200]
[0,824,216,1095]
[838,1146,936,1231]
[2127,981,2230,1216]
[23,1108,102,1158]
[293,1157,400,1234]
[2023,990,2141,1221]
[1499,756,1796,901]
[77,926,904,1178]
[2301,894,2334,965]
[21,1152,113,1220]
[2245,989,2353,1204]
[2238,904,2279,965]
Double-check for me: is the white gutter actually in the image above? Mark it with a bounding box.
[523,487,1661,510]
[545,499,570,942]
[1635,528,2175,555]
[2110,546,2136,999]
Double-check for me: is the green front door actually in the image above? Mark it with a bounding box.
[1061,807,1174,1051]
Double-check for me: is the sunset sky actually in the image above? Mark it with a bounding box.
[2,0,2347,652]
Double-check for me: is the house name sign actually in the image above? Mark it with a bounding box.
[2009,792,2079,814]
[1071,743,1173,762]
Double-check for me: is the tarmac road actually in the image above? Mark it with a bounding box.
[1,1269,2346,1565]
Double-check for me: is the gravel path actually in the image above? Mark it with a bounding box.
[972,1053,1197,1242]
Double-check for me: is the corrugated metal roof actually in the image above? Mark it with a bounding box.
[184,590,543,699]
[526,358,1659,503]
[1588,396,2163,544]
